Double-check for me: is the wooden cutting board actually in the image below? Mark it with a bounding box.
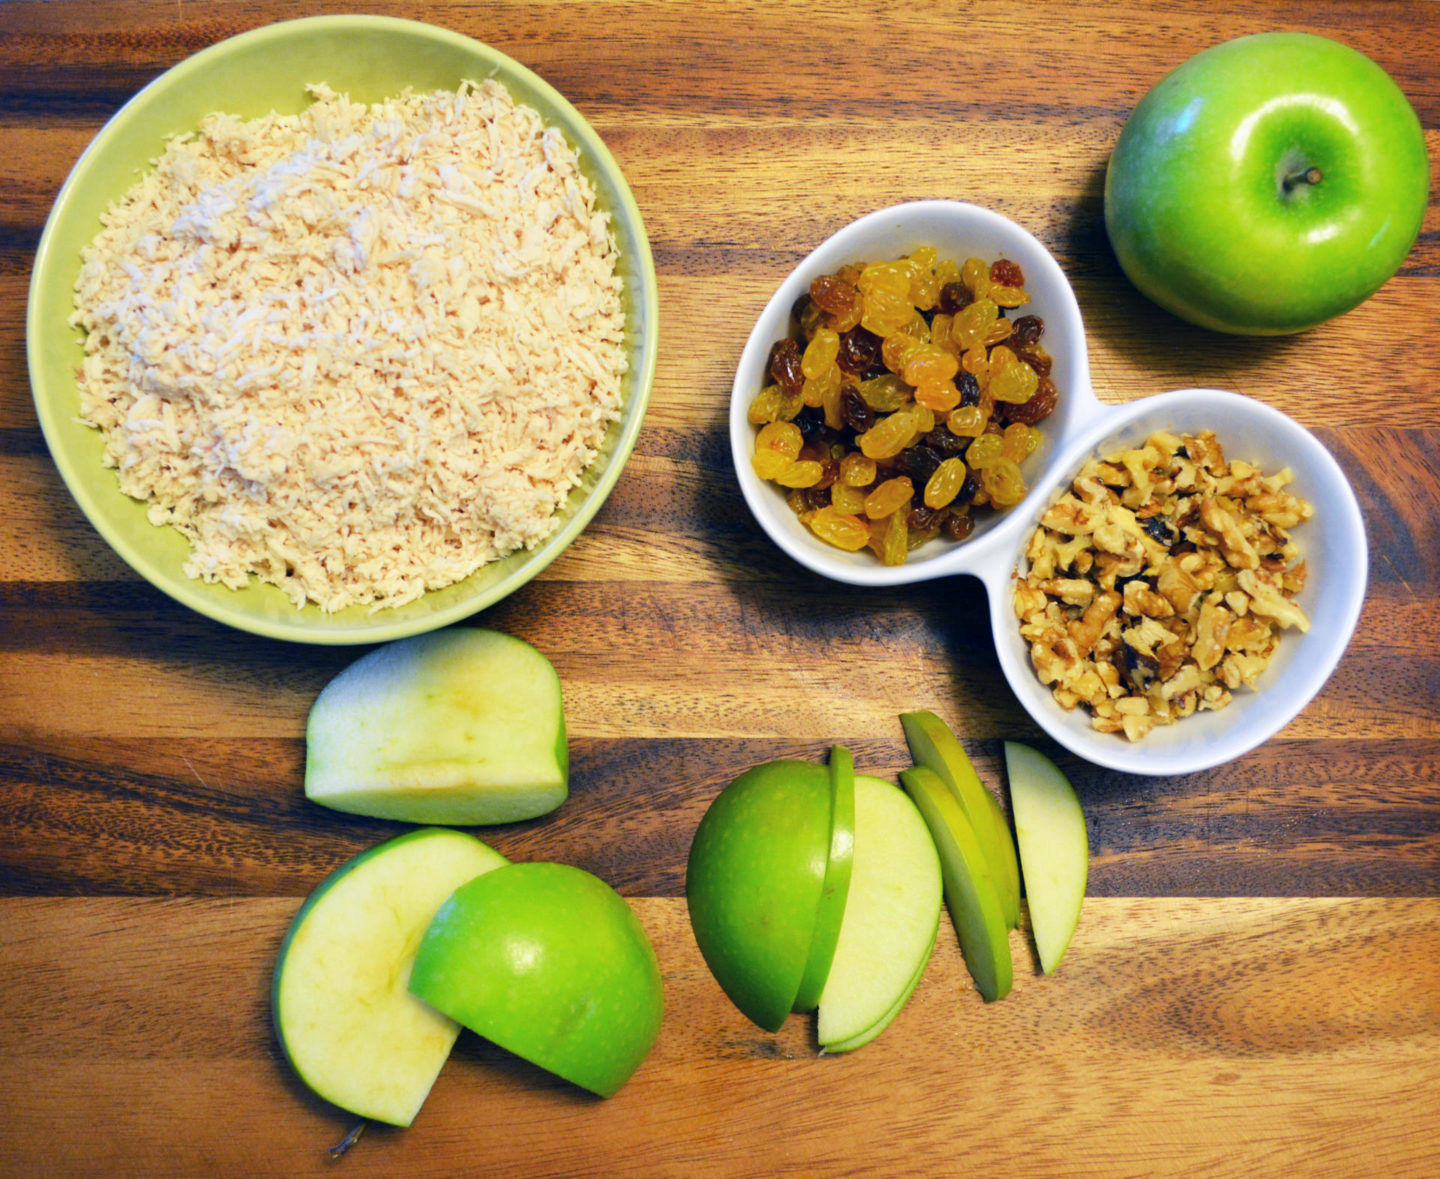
[2,2,1437,1175]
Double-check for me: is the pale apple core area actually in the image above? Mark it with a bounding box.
[271,828,508,1127]
[304,627,568,825]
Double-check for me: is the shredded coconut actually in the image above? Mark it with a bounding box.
[69,80,628,612]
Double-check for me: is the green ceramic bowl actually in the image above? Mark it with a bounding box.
[27,16,657,644]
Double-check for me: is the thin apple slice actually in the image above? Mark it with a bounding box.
[818,924,937,1054]
[305,628,568,826]
[817,775,942,1051]
[272,828,508,1126]
[900,765,1013,1002]
[1005,741,1088,975]
[793,745,857,1013]
[900,711,1021,928]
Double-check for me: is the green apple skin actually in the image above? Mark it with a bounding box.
[900,766,1013,1003]
[272,828,508,1127]
[305,628,568,826]
[793,746,857,1014]
[409,862,663,1099]
[685,759,831,1031]
[817,775,942,1051]
[900,711,1021,929]
[1004,742,1089,976]
[1105,32,1429,335]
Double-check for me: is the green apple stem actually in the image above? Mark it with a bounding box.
[326,1121,367,1159]
[1282,166,1323,193]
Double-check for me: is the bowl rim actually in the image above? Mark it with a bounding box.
[27,15,659,644]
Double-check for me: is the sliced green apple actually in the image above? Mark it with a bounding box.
[819,925,937,1054]
[816,775,942,1051]
[685,759,832,1031]
[793,746,857,1014]
[272,827,508,1127]
[901,710,1021,928]
[900,765,1013,1002]
[410,861,663,1098]
[1005,741,1089,975]
[305,628,568,826]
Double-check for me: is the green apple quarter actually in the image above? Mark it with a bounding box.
[1005,742,1088,975]
[1105,32,1429,335]
[817,774,942,1052]
[305,627,568,825]
[409,861,664,1099]
[685,757,835,1031]
[272,827,508,1127]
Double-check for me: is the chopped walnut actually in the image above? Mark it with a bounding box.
[1013,429,1313,742]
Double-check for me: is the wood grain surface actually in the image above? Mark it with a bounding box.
[2,1,1438,1175]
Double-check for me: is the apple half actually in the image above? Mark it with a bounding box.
[900,765,1013,1003]
[685,754,844,1031]
[1004,741,1089,975]
[272,827,508,1127]
[900,711,1021,928]
[409,861,664,1098]
[305,628,568,826]
[687,750,940,1049]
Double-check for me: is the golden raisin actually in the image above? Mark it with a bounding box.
[809,506,871,551]
[864,476,915,519]
[839,451,877,487]
[924,457,967,509]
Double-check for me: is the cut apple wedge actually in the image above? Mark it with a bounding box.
[272,828,508,1126]
[901,711,1021,929]
[817,775,942,1051]
[1005,741,1089,975]
[409,862,664,1098]
[900,765,1013,1002]
[685,758,833,1031]
[793,746,857,1014]
[305,628,568,826]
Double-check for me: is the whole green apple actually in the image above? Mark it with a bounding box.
[409,862,663,1099]
[1104,32,1429,334]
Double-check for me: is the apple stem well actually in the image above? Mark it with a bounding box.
[1281,166,1323,194]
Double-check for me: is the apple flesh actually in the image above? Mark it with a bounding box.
[1105,32,1429,335]
[305,628,568,826]
[685,757,836,1031]
[900,711,1021,928]
[1005,742,1088,975]
[271,828,507,1127]
[901,765,1013,1002]
[817,774,942,1051]
[410,861,664,1098]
